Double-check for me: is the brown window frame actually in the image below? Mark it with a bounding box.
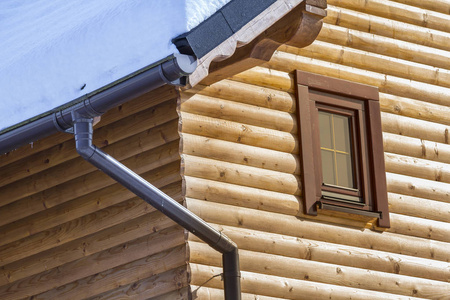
[296,71,390,228]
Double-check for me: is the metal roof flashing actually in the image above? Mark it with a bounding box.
[173,0,277,58]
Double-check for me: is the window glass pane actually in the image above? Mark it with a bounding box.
[318,111,333,149]
[333,114,351,153]
[336,152,354,188]
[319,110,356,190]
[321,149,336,185]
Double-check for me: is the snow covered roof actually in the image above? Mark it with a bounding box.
[0,0,327,155]
[0,0,231,132]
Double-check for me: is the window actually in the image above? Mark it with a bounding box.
[296,71,390,228]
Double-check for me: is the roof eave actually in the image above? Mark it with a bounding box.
[176,0,327,87]
[0,0,327,155]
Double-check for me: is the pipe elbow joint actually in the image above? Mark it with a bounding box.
[72,113,96,161]
[216,232,238,254]
[76,142,96,161]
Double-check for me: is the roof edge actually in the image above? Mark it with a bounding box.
[184,0,327,87]
[173,0,277,58]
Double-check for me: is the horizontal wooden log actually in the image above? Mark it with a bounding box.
[0,163,180,234]
[389,0,450,15]
[185,199,450,261]
[379,93,450,126]
[180,112,298,153]
[2,235,186,300]
[0,97,178,210]
[0,101,178,200]
[182,155,300,195]
[231,66,293,92]
[187,79,296,113]
[190,263,423,300]
[0,138,77,188]
[383,133,450,165]
[264,51,450,107]
[0,85,177,168]
[324,5,450,52]
[385,152,450,184]
[388,192,450,223]
[229,72,450,144]
[180,93,297,133]
[0,162,181,266]
[0,117,180,208]
[234,62,450,111]
[381,112,449,144]
[194,74,450,129]
[139,288,189,300]
[386,172,450,204]
[0,178,181,249]
[281,41,450,90]
[181,133,299,174]
[191,285,279,300]
[32,245,187,300]
[317,22,450,70]
[190,242,450,298]
[327,0,450,33]
[149,287,190,300]
[388,213,450,243]
[184,182,373,228]
[0,198,182,286]
[0,142,181,227]
[184,176,300,215]
[189,224,450,283]
[84,266,189,300]
[0,197,151,267]
[269,47,450,125]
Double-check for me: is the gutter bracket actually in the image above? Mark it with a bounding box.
[53,111,74,133]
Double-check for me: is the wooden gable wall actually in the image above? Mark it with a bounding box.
[180,0,450,298]
[0,86,190,299]
[1,1,449,299]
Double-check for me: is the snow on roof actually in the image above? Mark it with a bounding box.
[0,0,230,132]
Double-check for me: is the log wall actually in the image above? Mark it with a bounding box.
[0,86,189,299]
[180,1,450,298]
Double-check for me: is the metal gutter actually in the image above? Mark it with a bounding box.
[0,53,196,155]
[73,115,241,300]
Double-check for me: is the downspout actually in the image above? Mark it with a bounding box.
[0,52,241,298]
[71,100,241,298]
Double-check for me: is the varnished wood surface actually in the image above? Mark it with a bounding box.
[0,88,188,299]
[179,0,450,297]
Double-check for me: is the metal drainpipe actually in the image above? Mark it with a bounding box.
[72,112,241,299]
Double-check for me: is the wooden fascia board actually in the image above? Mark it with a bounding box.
[186,0,327,88]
